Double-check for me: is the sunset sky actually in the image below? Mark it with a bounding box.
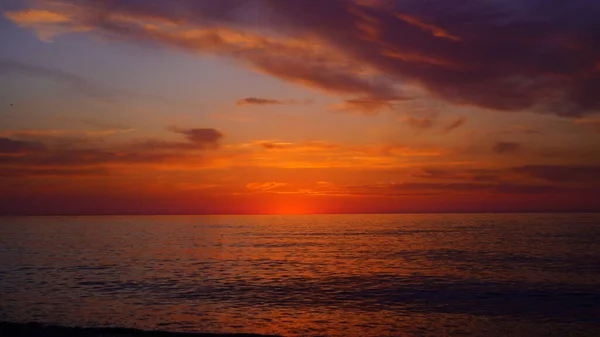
[1,0,599,214]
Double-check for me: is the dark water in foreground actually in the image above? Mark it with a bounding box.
[0,214,599,336]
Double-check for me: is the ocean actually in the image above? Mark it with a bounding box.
[1,213,599,336]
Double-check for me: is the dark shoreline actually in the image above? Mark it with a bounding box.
[0,322,281,337]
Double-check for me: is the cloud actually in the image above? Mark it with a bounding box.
[316,181,565,196]
[400,115,437,129]
[5,9,68,25]
[394,182,558,195]
[0,137,46,154]
[169,127,223,149]
[412,167,503,183]
[394,13,462,42]
[329,96,411,115]
[574,117,600,126]
[1,0,412,111]
[237,97,284,106]
[513,165,600,183]
[0,58,198,107]
[397,101,442,128]
[0,126,225,176]
[249,140,340,152]
[573,117,600,132]
[0,166,108,177]
[246,181,288,191]
[0,147,175,167]
[412,165,600,188]
[72,118,132,131]
[2,127,222,154]
[410,164,600,190]
[257,141,294,150]
[138,127,224,151]
[501,125,544,135]
[8,2,397,100]
[233,139,442,169]
[3,9,76,41]
[492,141,522,154]
[236,97,308,106]
[22,0,600,116]
[2,129,131,139]
[0,129,130,151]
[1,129,446,177]
[0,58,119,98]
[442,117,466,133]
[275,163,600,197]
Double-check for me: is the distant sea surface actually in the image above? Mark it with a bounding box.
[1,214,599,336]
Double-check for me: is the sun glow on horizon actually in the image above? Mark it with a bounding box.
[261,200,317,215]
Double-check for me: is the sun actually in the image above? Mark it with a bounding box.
[264,199,317,215]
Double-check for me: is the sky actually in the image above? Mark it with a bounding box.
[0,0,599,215]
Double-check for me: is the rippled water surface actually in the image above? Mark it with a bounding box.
[1,214,599,336]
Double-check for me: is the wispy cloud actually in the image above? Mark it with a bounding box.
[0,58,119,99]
[400,115,437,129]
[0,58,198,108]
[286,180,570,197]
[501,125,544,135]
[329,96,411,115]
[492,141,522,154]
[574,117,600,125]
[513,165,600,183]
[442,117,466,133]
[246,181,288,192]
[0,137,45,154]
[236,97,311,106]
[1,129,131,138]
[70,118,132,131]
[573,117,600,132]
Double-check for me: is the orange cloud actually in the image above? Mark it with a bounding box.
[381,50,461,68]
[232,139,445,170]
[4,9,70,24]
[4,7,89,41]
[245,182,288,191]
[399,115,437,129]
[394,13,462,42]
[251,140,340,152]
[1,127,599,214]
[0,125,450,182]
[329,97,408,115]
[574,117,600,125]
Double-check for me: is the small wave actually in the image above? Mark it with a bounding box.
[0,322,281,337]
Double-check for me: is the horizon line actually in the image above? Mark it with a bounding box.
[1,211,599,217]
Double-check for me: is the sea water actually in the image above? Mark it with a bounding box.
[1,214,599,336]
